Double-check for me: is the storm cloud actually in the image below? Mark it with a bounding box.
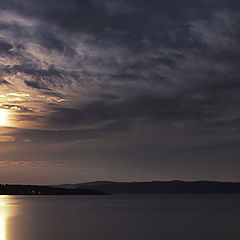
[0,0,240,183]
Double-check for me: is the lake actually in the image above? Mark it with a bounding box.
[0,194,240,240]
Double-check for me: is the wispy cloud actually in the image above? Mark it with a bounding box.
[0,0,240,182]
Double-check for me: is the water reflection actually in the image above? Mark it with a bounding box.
[0,195,239,240]
[0,196,11,240]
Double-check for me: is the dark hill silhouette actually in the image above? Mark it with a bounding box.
[0,184,106,195]
[58,181,240,194]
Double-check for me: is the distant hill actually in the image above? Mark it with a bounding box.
[58,181,240,194]
[0,184,106,195]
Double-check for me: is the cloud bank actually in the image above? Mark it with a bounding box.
[0,0,240,183]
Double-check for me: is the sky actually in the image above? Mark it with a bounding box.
[0,0,240,184]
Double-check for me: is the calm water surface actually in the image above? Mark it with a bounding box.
[0,194,240,240]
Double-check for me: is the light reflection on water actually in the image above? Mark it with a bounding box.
[0,196,12,240]
[0,195,240,240]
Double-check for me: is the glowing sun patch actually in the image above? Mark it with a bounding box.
[0,109,9,126]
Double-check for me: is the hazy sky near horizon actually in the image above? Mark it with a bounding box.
[0,0,240,184]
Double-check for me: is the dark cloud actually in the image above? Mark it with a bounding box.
[0,0,239,130]
[1,0,238,134]
[0,40,12,52]
[0,79,10,85]
[24,80,51,90]
[1,0,240,182]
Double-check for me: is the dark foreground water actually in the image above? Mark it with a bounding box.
[0,194,240,240]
